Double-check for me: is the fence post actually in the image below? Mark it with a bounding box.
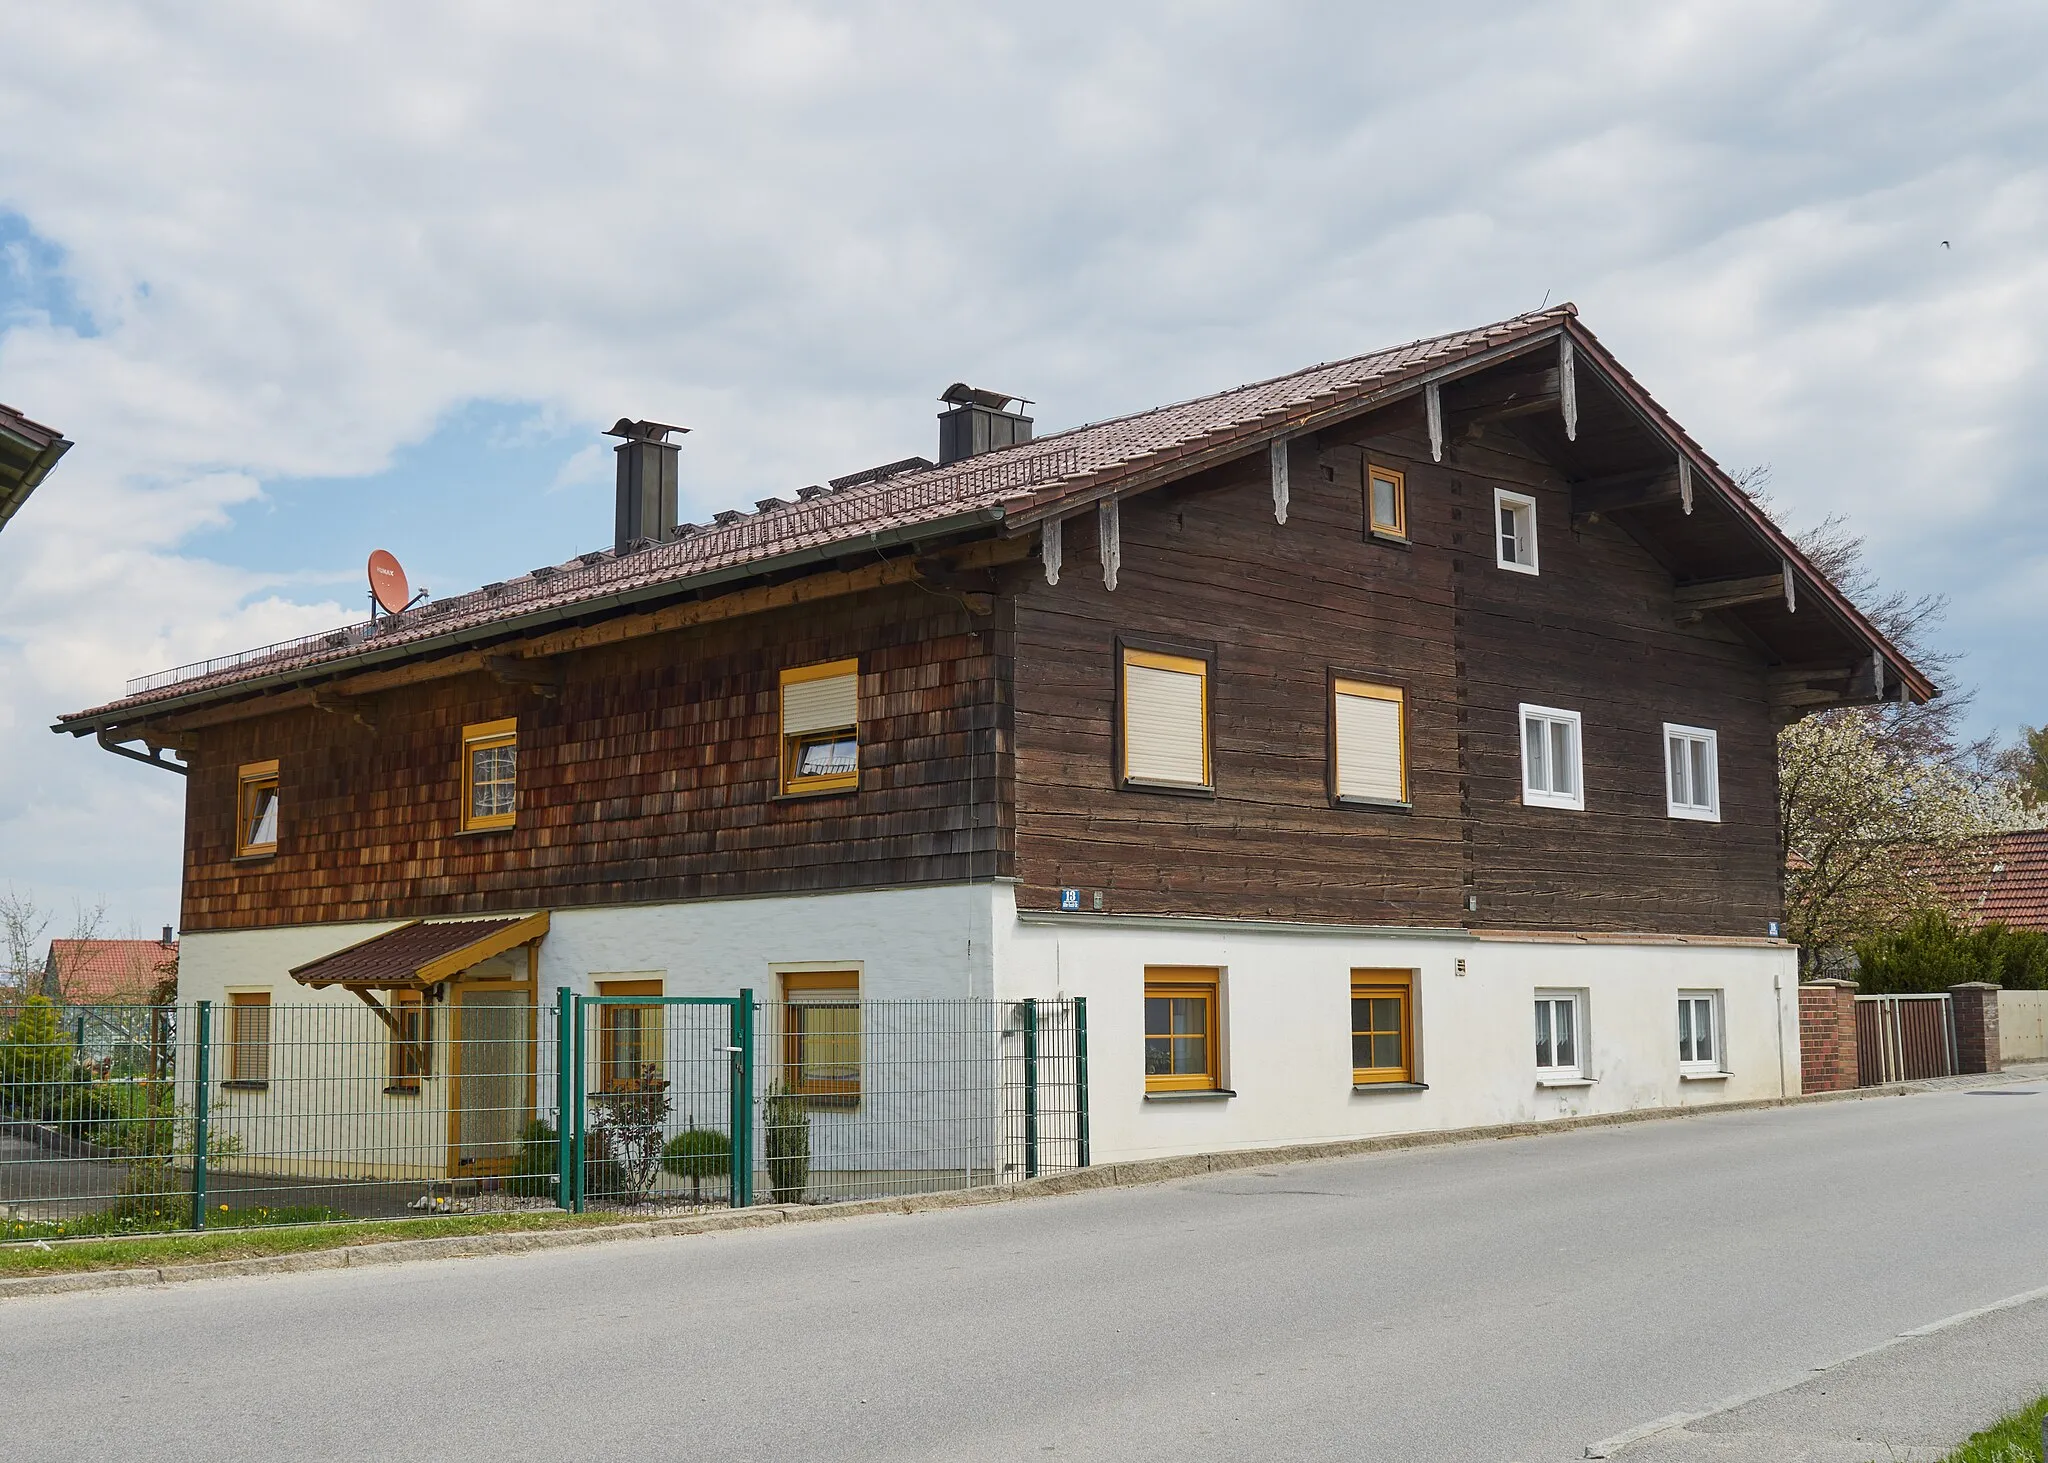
[570,994,587,1214]
[190,1000,211,1231]
[1074,996,1090,1169]
[1022,997,1039,1180]
[731,990,754,1209]
[554,987,573,1211]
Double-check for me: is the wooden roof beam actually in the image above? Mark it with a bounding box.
[484,654,563,698]
[1674,569,1793,621]
[1573,468,1682,520]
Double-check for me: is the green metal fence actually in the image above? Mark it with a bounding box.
[1,993,1086,1238]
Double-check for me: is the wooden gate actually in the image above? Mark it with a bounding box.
[1855,994,1957,1085]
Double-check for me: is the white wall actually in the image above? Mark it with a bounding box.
[991,886,1801,1163]
[179,886,1803,1172]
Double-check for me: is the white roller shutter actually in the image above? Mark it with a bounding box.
[1124,658,1207,786]
[1334,686,1404,801]
[782,670,857,736]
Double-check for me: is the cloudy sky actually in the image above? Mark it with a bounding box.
[1,1,2043,936]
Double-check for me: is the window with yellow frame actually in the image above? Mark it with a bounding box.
[1367,464,1407,538]
[779,659,859,796]
[1331,679,1407,806]
[782,970,861,1103]
[1120,646,1211,791]
[461,719,518,831]
[597,978,664,1091]
[224,990,271,1087]
[236,760,280,857]
[1144,967,1220,1092]
[387,989,432,1094]
[1350,970,1414,1085]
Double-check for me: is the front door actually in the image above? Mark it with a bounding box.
[452,986,533,1176]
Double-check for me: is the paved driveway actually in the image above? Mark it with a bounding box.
[4,1081,2047,1462]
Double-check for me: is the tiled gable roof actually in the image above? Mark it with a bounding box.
[45,938,177,1005]
[64,307,1573,724]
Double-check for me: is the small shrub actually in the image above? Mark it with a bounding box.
[763,1085,811,1204]
[587,1069,672,1206]
[661,1127,732,1205]
[504,1119,559,1200]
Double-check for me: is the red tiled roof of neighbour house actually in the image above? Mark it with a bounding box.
[1943,829,2048,931]
[53,303,1936,732]
[45,938,178,1005]
[288,913,548,990]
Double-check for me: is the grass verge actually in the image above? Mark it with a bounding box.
[1935,1394,2047,1462]
[0,1210,640,1278]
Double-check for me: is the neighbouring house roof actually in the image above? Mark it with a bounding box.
[0,401,72,533]
[288,912,550,990]
[1942,829,2048,932]
[53,304,1936,736]
[44,938,178,1006]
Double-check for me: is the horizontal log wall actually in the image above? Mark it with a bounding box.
[180,584,1007,931]
[1008,416,1783,935]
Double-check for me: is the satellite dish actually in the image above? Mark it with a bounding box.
[367,549,411,616]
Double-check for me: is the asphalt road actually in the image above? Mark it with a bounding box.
[4,1082,2047,1463]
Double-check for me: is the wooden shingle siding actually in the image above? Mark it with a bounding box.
[180,586,1007,931]
[1008,414,1782,935]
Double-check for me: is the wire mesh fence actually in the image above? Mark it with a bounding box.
[2,992,1086,1237]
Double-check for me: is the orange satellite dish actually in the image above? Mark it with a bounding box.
[367,549,411,615]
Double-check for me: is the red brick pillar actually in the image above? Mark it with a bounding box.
[1799,979,1860,1093]
[1948,982,2002,1075]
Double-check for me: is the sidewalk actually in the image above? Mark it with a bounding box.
[1603,1285,2048,1461]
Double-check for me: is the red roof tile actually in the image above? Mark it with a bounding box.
[1946,830,2048,931]
[46,939,177,1005]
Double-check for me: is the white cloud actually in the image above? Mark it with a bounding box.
[1,0,2045,928]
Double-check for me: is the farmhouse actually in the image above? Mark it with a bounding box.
[54,305,1931,1177]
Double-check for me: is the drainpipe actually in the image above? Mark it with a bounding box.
[97,727,187,775]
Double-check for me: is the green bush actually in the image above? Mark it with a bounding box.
[504,1118,559,1199]
[763,1085,811,1204]
[661,1127,732,1204]
[1854,911,2048,994]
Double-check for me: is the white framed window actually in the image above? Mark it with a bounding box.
[1678,991,1722,1074]
[1495,488,1538,574]
[1664,724,1720,822]
[1534,991,1583,1079]
[1519,704,1584,811]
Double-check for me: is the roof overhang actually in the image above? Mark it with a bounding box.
[0,405,72,534]
[288,912,550,992]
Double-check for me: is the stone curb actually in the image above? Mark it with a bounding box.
[5,1063,2041,1303]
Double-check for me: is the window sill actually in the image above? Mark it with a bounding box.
[231,851,277,864]
[1667,808,1722,823]
[1334,796,1412,814]
[451,824,516,838]
[1143,1089,1236,1103]
[219,1080,270,1092]
[1367,529,1411,548]
[772,786,859,803]
[1680,1070,1730,1082]
[1353,1081,1428,1093]
[1497,559,1540,576]
[1120,779,1217,800]
[1536,1076,1594,1089]
[383,1085,423,1097]
[1521,796,1586,813]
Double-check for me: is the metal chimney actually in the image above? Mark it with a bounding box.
[605,418,688,553]
[936,385,1032,466]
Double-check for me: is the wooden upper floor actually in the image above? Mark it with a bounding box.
[56,307,1928,936]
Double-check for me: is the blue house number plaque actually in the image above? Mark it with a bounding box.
[1059,888,1082,911]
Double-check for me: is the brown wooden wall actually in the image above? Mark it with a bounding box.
[179,585,1006,931]
[1006,414,1783,935]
